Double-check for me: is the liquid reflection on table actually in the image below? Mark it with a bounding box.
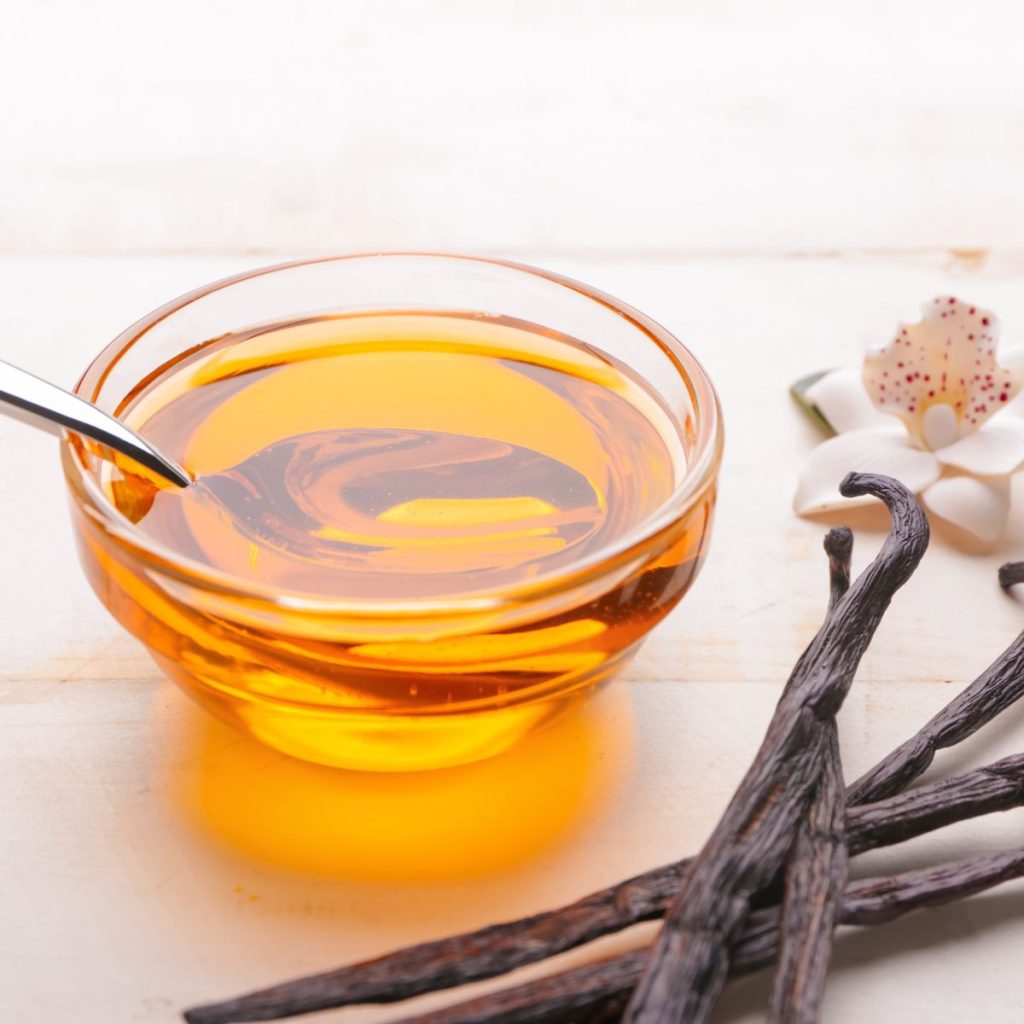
[159,688,635,882]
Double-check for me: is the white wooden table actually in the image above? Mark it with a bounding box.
[4,1,1024,1019]
[2,252,1024,1023]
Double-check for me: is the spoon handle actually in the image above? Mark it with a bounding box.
[0,359,191,488]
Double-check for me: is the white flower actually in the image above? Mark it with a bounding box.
[795,297,1024,544]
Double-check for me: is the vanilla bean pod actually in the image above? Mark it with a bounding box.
[845,751,1024,853]
[848,600,1024,804]
[768,528,852,1023]
[622,474,928,1024]
[386,848,1024,1024]
[997,560,1024,590]
[824,526,853,611]
[769,728,845,1023]
[181,862,689,1024]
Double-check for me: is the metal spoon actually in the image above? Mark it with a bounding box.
[0,359,191,487]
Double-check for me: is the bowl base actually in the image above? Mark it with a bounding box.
[152,652,632,772]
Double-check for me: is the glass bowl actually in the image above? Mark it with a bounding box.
[61,254,722,771]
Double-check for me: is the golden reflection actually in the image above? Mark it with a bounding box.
[163,688,632,882]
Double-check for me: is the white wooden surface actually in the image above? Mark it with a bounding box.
[4,2,1024,1021]
[3,1,1024,255]
[2,252,1024,1023]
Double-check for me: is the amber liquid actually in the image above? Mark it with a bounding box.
[80,311,709,769]
[117,312,682,598]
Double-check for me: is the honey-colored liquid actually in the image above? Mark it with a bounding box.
[118,312,683,596]
[77,311,712,769]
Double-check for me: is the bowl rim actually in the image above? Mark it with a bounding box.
[63,252,723,619]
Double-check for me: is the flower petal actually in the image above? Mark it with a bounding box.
[862,297,1024,444]
[921,474,1011,543]
[804,367,896,434]
[1000,345,1024,368]
[999,346,1024,416]
[795,429,940,515]
[935,417,1024,475]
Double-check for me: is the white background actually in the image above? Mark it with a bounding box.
[4,0,1024,257]
[3,3,1024,1023]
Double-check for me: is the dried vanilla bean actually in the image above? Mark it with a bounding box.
[622,474,928,1024]
[181,862,687,1023]
[769,727,845,1023]
[998,560,1024,590]
[846,751,1024,853]
[848,619,1024,804]
[768,527,852,1023]
[824,525,853,611]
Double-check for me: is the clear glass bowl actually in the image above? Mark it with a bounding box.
[61,254,723,771]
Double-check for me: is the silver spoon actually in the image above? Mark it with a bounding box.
[0,359,191,488]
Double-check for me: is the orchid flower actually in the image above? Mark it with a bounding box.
[795,297,1024,544]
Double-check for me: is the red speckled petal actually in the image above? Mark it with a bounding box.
[862,297,1024,445]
